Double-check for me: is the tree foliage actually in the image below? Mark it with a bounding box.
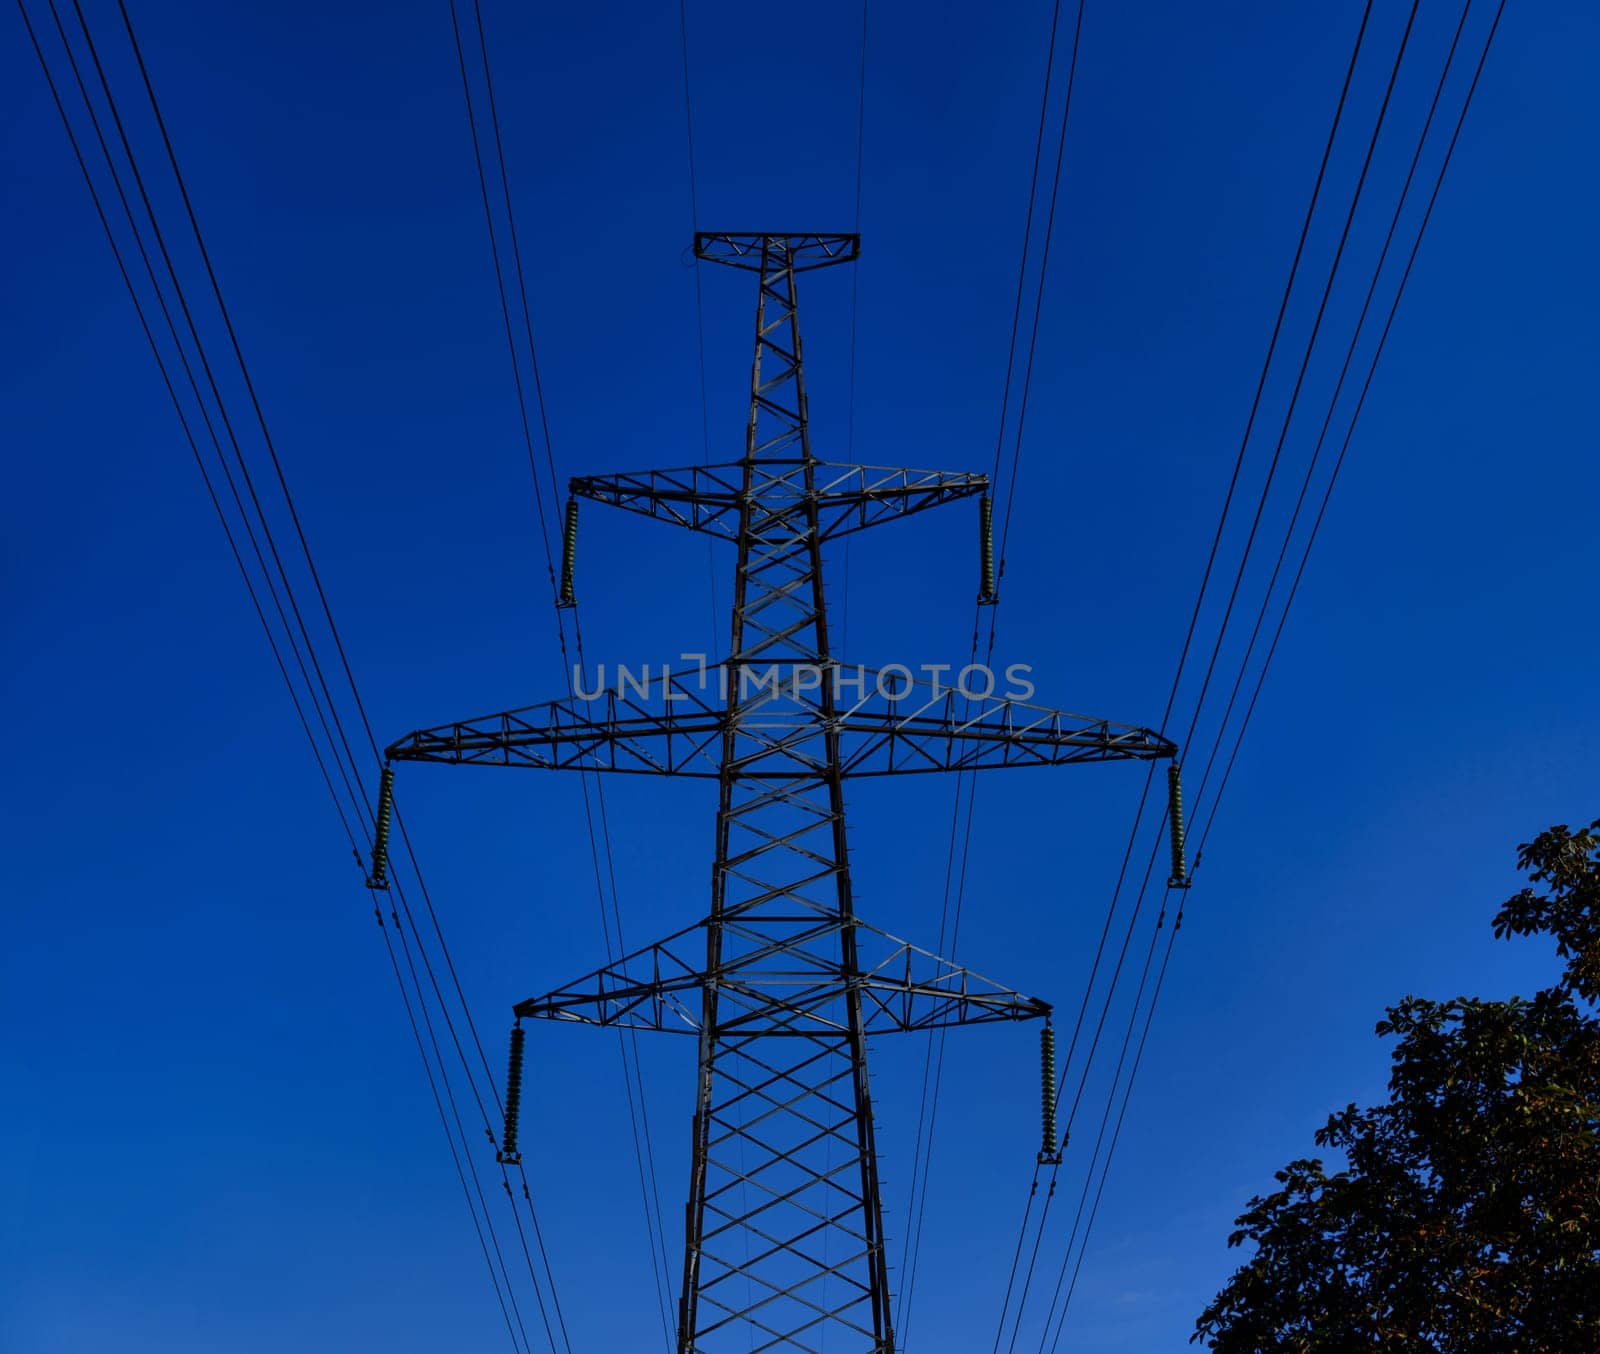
[1194,820,1600,1351]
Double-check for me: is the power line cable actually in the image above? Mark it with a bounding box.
[993,1,1384,1341]
[1036,6,1505,1344]
[465,0,565,549]
[73,18,544,1325]
[1170,0,1422,765]
[1051,0,1379,1148]
[676,0,720,643]
[30,3,572,1342]
[1196,0,1504,923]
[16,0,359,867]
[1185,0,1476,866]
[1012,31,1389,1288]
[907,4,1097,1344]
[443,0,563,613]
[1045,0,1425,1313]
[69,23,526,1278]
[1072,0,1429,1147]
[1060,0,1407,1155]
[464,22,676,1341]
[65,0,374,840]
[839,0,869,653]
[897,0,1078,1341]
[113,0,394,780]
[20,6,546,1343]
[989,0,1087,584]
[385,881,545,1354]
[34,0,363,855]
[446,3,675,1334]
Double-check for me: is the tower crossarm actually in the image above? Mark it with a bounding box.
[695,231,860,271]
[513,918,1049,1035]
[384,679,725,775]
[514,921,707,1031]
[572,462,744,537]
[384,666,1174,776]
[835,690,1176,773]
[573,460,988,542]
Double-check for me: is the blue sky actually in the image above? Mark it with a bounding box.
[4,1,1597,1350]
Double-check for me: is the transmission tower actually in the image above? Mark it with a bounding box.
[382,232,1176,1352]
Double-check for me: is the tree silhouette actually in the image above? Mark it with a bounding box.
[1194,820,1600,1352]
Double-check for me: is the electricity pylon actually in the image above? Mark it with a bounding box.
[384,232,1176,1352]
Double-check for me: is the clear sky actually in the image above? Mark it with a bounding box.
[4,1,1597,1351]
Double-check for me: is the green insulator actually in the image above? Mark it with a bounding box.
[978,493,997,604]
[1167,761,1189,889]
[1039,1022,1059,1163]
[499,1024,526,1164]
[368,766,394,891]
[558,497,579,608]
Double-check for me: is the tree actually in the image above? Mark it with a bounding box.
[1193,820,1600,1352]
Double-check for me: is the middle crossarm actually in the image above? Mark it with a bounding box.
[572,460,988,541]
[512,919,1050,1035]
[384,667,1175,775]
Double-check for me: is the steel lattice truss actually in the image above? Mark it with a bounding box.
[513,910,1050,1035]
[387,233,1175,1352]
[570,460,990,541]
[385,666,1173,778]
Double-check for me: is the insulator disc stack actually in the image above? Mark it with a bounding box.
[367,766,394,891]
[499,1024,525,1165]
[558,497,579,608]
[1167,761,1190,888]
[1039,1022,1060,1163]
[978,492,997,605]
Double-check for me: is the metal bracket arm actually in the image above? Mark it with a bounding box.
[694,231,860,271]
[513,918,1051,1036]
[385,667,1175,776]
[572,460,989,542]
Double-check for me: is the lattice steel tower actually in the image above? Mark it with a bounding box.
[384,233,1175,1351]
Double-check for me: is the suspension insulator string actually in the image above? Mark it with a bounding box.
[558,496,579,609]
[366,766,394,891]
[1167,761,1190,889]
[1038,1021,1061,1164]
[977,492,998,605]
[498,1023,526,1165]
